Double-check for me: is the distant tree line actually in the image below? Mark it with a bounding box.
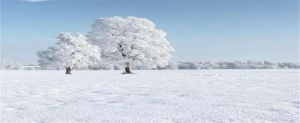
[1,59,299,70]
[157,61,300,70]
[0,59,23,70]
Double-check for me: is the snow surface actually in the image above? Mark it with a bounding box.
[1,70,299,123]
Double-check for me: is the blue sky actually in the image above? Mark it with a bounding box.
[1,0,299,64]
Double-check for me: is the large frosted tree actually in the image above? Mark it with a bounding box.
[87,16,174,72]
[37,32,101,73]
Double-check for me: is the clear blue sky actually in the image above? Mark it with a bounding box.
[1,0,299,64]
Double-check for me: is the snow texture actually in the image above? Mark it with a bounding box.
[1,70,299,123]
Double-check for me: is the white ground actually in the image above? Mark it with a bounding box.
[1,70,299,123]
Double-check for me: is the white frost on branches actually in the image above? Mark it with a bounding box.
[37,32,101,70]
[0,59,23,70]
[87,16,175,69]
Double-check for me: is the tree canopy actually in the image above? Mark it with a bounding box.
[37,32,101,70]
[87,16,175,69]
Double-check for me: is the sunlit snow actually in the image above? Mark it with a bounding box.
[1,70,299,122]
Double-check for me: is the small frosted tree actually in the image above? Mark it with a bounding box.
[37,32,101,74]
[0,59,23,70]
[87,16,174,73]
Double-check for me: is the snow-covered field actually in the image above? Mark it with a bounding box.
[1,70,299,123]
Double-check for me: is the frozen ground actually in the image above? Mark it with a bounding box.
[1,70,299,123]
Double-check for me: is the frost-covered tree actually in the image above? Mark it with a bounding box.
[87,16,174,73]
[262,61,277,69]
[164,61,178,70]
[37,32,101,73]
[0,59,23,70]
[177,62,198,69]
[156,61,178,70]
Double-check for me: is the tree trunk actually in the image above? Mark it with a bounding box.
[66,67,72,74]
[124,62,132,74]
